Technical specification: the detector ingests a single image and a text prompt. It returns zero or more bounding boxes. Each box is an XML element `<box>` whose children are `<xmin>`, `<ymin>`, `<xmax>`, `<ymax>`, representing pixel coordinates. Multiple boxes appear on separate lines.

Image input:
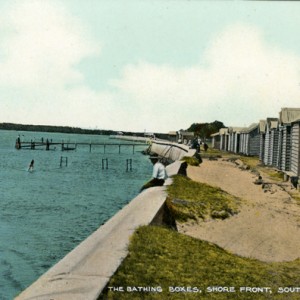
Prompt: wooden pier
<box><xmin>15</xmin><ymin>140</ymin><xmax>148</xmax><ymax>154</ymax></box>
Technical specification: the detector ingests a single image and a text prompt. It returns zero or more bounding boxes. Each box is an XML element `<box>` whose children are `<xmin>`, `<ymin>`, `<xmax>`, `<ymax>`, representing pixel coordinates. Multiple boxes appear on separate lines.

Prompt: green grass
<box><xmin>238</xmin><ymin>156</ymin><xmax>260</xmax><ymax>170</ymax></box>
<box><xmin>166</xmin><ymin>175</ymin><xmax>240</xmax><ymax>222</ymax></box>
<box><xmin>287</xmin><ymin>190</ymin><xmax>300</xmax><ymax>206</ymax></box>
<box><xmin>101</xmin><ymin>226</ymin><xmax>300</xmax><ymax>300</ymax></box>
<box><xmin>181</xmin><ymin>156</ymin><xmax>201</xmax><ymax>166</ymax></box>
<box><xmin>200</xmin><ymin>147</ymin><xmax>226</xmax><ymax>160</ymax></box>
<box><xmin>257</xmin><ymin>168</ymin><xmax>284</xmax><ymax>182</ymax></box>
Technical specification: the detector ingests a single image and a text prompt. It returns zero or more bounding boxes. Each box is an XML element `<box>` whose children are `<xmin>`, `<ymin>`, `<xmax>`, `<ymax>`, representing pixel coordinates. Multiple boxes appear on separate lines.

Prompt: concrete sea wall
<box><xmin>16</xmin><ymin>140</ymin><xmax>196</xmax><ymax>300</ymax></box>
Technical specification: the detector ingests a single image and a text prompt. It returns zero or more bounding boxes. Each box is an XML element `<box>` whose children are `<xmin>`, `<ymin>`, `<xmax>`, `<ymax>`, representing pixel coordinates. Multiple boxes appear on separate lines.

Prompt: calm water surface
<box><xmin>0</xmin><ymin>130</ymin><xmax>151</xmax><ymax>299</ymax></box>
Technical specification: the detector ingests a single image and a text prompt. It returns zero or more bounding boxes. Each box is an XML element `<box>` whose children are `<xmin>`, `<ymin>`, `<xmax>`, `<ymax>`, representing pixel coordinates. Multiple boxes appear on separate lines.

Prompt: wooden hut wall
<box><xmin>220</xmin><ymin>133</ymin><xmax>228</xmax><ymax>151</ymax></box>
<box><xmin>228</xmin><ymin>134</ymin><xmax>233</xmax><ymax>152</ymax></box>
<box><xmin>258</xmin><ymin>120</ymin><xmax>266</xmax><ymax>162</ymax></box>
<box><xmin>221</xmin><ymin>134</ymin><xmax>224</xmax><ymax>150</ymax></box>
<box><xmin>259</xmin><ymin>133</ymin><xmax>265</xmax><ymax>162</ymax></box>
<box><xmin>229</xmin><ymin>134</ymin><xmax>233</xmax><ymax>152</ymax></box>
<box><xmin>229</xmin><ymin>132</ymin><xmax>237</xmax><ymax>152</ymax></box>
<box><xmin>277</xmin><ymin>126</ymin><xmax>291</xmax><ymax>171</ymax></box>
<box><xmin>248</xmin><ymin>127</ymin><xmax>260</xmax><ymax>156</ymax></box>
<box><xmin>243</xmin><ymin>133</ymin><xmax>248</xmax><ymax>154</ymax></box>
<box><xmin>244</xmin><ymin>133</ymin><xmax>248</xmax><ymax>154</ymax></box>
<box><xmin>228</xmin><ymin>133</ymin><xmax>233</xmax><ymax>152</ymax></box>
<box><xmin>270</xmin><ymin>129</ymin><xmax>280</xmax><ymax>167</ymax></box>
<box><xmin>243</xmin><ymin>133</ymin><xmax>250</xmax><ymax>155</ymax></box>
<box><xmin>215</xmin><ymin>139</ymin><xmax>220</xmax><ymax>150</ymax></box>
<box><xmin>224</xmin><ymin>134</ymin><xmax>229</xmax><ymax>151</ymax></box>
<box><xmin>220</xmin><ymin>134</ymin><xmax>224</xmax><ymax>150</ymax></box>
<box><xmin>245</xmin><ymin>133</ymin><xmax>250</xmax><ymax>155</ymax></box>
<box><xmin>234</xmin><ymin>132</ymin><xmax>240</xmax><ymax>153</ymax></box>
<box><xmin>291</xmin><ymin>122</ymin><xmax>300</xmax><ymax>176</ymax></box>
<box><xmin>239</xmin><ymin>130</ymin><xmax>258</xmax><ymax>156</ymax></box>
<box><xmin>212</xmin><ymin>135</ymin><xmax>220</xmax><ymax>150</ymax></box>
<box><xmin>231</xmin><ymin>133</ymin><xmax>236</xmax><ymax>152</ymax></box>
<box><xmin>238</xmin><ymin>134</ymin><xmax>242</xmax><ymax>153</ymax></box>
<box><xmin>276</xmin><ymin>128</ymin><xmax>283</xmax><ymax>169</ymax></box>
<box><xmin>282</xmin><ymin>126</ymin><xmax>292</xmax><ymax>171</ymax></box>
<box><xmin>242</xmin><ymin>133</ymin><xmax>248</xmax><ymax>155</ymax></box>
<box><xmin>222</xmin><ymin>135</ymin><xmax>226</xmax><ymax>151</ymax></box>
<box><xmin>211</xmin><ymin>136</ymin><xmax>215</xmax><ymax>148</ymax></box>
<box><xmin>239</xmin><ymin>133</ymin><xmax>245</xmax><ymax>154</ymax></box>
<box><xmin>277</xmin><ymin>127</ymin><xmax>283</xmax><ymax>169</ymax></box>
<box><xmin>263</xmin><ymin>130</ymin><xmax>271</xmax><ymax>165</ymax></box>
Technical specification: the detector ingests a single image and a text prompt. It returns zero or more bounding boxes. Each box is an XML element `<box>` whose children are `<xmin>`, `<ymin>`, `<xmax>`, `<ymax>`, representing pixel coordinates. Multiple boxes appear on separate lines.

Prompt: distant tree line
<box><xmin>187</xmin><ymin>120</ymin><xmax>225</xmax><ymax>139</ymax></box>
<box><xmin>0</xmin><ymin>122</ymin><xmax>118</xmax><ymax>136</ymax></box>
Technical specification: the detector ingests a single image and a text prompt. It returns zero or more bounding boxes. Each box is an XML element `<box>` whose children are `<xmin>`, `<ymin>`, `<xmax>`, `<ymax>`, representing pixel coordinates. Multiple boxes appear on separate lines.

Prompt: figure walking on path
<box><xmin>204</xmin><ymin>143</ymin><xmax>208</xmax><ymax>152</ymax></box>
<box><xmin>140</xmin><ymin>154</ymin><xmax>167</xmax><ymax>191</ymax></box>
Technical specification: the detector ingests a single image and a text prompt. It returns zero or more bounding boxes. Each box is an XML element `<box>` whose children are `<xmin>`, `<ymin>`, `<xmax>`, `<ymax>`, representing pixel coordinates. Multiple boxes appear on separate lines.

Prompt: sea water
<box><xmin>0</xmin><ymin>130</ymin><xmax>152</xmax><ymax>300</ymax></box>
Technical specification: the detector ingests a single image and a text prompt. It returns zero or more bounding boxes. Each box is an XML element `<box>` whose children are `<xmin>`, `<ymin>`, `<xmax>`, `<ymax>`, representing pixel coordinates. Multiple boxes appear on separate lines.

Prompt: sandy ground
<box><xmin>178</xmin><ymin>158</ymin><xmax>300</xmax><ymax>262</ymax></box>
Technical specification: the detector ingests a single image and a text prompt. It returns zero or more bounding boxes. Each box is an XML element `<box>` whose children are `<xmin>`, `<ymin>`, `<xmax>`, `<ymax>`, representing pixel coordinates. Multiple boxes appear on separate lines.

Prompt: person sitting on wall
<box><xmin>140</xmin><ymin>154</ymin><xmax>167</xmax><ymax>192</ymax></box>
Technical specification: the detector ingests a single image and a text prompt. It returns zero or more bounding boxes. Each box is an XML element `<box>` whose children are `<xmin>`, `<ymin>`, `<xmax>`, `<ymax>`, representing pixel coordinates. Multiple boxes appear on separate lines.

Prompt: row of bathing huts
<box><xmin>211</xmin><ymin>107</ymin><xmax>300</xmax><ymax>184</ymax></box>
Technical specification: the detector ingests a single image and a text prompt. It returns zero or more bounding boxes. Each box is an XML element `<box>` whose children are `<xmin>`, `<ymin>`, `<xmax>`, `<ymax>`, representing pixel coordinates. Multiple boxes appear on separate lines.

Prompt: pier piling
<box><xmin>60</xmin><ymin>156</ymin><xmax>68</xmax><ymax>167</ymax></box>
<box><xmin>102</xmin><ymin>158</ymin><xmax>108</xmax><ymax>170</ymax></box>
<box><xmin>126</xmin><ymin>159</ymin><xmax>132</xmax><ymax>172</ymax></box>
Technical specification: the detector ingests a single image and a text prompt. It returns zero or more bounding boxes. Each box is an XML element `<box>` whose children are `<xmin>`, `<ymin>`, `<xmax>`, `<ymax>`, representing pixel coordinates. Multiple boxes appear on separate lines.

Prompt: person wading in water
<box><xmin>28</xmin><ymin>159</ymin><xmax>34</xmax><ymax>172</ymax></box>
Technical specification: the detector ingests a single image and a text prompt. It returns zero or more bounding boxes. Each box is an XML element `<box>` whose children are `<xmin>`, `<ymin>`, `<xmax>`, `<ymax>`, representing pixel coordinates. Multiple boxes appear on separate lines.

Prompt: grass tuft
<box><xmin>181</xmin><ymin>156</ymin><xmax>200</xmax><ymax>166</ymax></box>
<box><xmin>166</xmin><ymin>175</ymin><xmax>240</xmax><ymax>222</ymax></box>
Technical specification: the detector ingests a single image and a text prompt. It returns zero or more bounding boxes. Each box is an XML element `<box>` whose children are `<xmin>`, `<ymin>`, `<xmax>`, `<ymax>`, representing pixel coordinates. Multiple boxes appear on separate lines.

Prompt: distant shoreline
<box><xmin>0</xmin><ymin>122</ymin><xmax>144</xmax><ymax>137</ymax></box>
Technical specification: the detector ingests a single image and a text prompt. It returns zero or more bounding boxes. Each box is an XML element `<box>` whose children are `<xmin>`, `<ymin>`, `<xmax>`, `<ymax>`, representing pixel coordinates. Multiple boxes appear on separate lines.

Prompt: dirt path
<box><xmin>179</xmin><ymin>159</ymin><xmax>300</xmax><ymax>262</ymax></box>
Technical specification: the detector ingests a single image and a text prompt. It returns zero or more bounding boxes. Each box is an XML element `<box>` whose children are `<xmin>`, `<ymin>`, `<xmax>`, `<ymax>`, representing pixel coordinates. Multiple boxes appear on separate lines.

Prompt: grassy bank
<box><xmin>101</xmin><ymin>226</ymin><xmax>300</xmax><ymax>300</ymax></box>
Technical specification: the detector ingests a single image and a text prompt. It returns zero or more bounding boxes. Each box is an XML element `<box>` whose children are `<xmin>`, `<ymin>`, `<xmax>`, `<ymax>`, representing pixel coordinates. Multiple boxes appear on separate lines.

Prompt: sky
<box><xmin>1</xmin><ymin>0</ymin><xmax>300</xmax><ymax>133</ymax></box>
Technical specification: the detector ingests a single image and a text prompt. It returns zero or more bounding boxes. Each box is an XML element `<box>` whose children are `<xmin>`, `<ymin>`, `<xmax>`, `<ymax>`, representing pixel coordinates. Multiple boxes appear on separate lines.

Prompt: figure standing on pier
<box><xmin>28</xmin><ymin>159</ymin><xmax>34</xmax><ymax>172</ymax></box>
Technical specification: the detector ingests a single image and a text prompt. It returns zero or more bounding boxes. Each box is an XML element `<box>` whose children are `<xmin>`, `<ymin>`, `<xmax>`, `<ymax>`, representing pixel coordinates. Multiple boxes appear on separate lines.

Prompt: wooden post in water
<box><xmin>126</xmin><ymin>159</ymin><xmax>132</xmax><ymax>172</ymax></box>
<box><xmin>90</xmin><ymin>143</ymin><xmax>92</xmax><ymax>153</ymax></box>
<box><xmin>102</xmin><ymin>158</ymin><xmax>108</xmax><ymax>169</ymax></box>
<box><xmin>60</xmin><ymin>156</ymin><xmax>68</xmax><ymax>167</ymax></box>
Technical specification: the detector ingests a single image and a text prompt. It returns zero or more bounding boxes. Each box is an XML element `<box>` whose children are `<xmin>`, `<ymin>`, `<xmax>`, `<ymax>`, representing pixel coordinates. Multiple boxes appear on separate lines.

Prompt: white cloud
<box><xmin>0</xmin><ymin>0</ymin><xmax>99</xmax><ymax>88</ymax></box>
<box><xmin>0</xmin><ymin>0</ymin><xmax>113</xmax><ymax>129</ymax></box>
<box><xmin>112</xmin><ymin>23</ymin><xmax>300</xmax><ymax>129</ymax></box>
